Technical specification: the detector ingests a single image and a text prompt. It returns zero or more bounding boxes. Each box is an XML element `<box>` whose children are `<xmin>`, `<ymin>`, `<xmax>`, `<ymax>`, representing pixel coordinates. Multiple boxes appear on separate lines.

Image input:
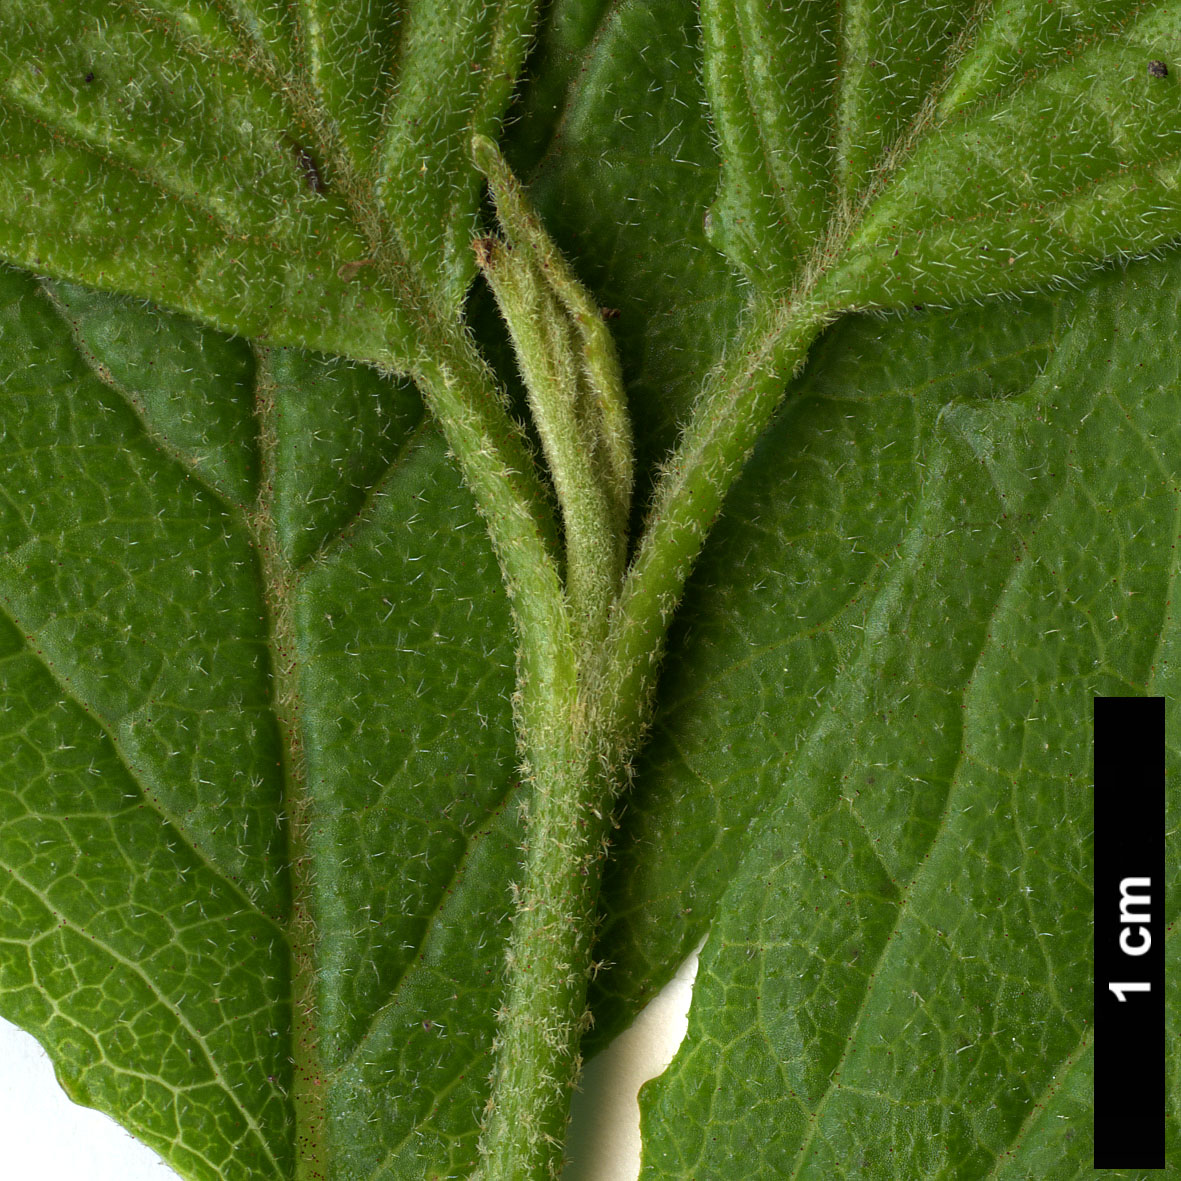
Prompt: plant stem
<box><xmin>471</xmin><ymin>133</ymin><xmax>634</xmax><ymax>648</ymax></box>
<box><xmin>476</xmin><ymin>242</ymin><xmax>624</xmax><ymax>642</ymax></box>
<box><xmin>406</xmin><ymin>315</ymin><xmax>593</xmax><ymax>1178</ymax></box>
<box><xmin>474</xmin><ymin>294</ymin><xmax>832</xmax><ymax>1178</ymax></box>
<box><xmin>409</xmin><ymin>314</ymin><xmax>613</xmax><ymax>1179</ymax></box>
<box><xmin>474</xmin><ymin>674</ymin><xmax>612</xmax><ymax>1180</ymax></box>
<box><xmin>401</xmin><ymin>316</ymin><xmax>571</xmax><ymax>694</ymax></box>
<box><xmin>413</xmin><ymin>286</ymin><xmax>829</xmax><ymax>1179</ymax></box>
<box><xmin>601</xmin><ymin>295</ymin><xmax>831</xmax><ymax>744</ymax></box>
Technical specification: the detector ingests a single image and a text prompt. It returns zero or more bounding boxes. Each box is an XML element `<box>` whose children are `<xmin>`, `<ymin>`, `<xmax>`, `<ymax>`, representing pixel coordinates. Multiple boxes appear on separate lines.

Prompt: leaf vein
<box><xmin>0</xmin><ymin>593</ymin><xmax>286</xmax><ymax>936</ymax></box>
<box><xmin>330</xmin><ymin>782</ymin><xmax>524</xmax><ymax>1078</ymax></box>
<box><xmin>0</xmin><ymin>856</ymin><xmax>285</xmax><ymax>1177</ymax></box>
<box><xmin>295</xmin><ymin>408</ymin><xmax>431</xmax><ymax>575</ymax></box>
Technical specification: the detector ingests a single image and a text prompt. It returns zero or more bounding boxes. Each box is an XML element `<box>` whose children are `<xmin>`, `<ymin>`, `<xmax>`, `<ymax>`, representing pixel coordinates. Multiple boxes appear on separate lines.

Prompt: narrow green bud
<box><xmin>472</xmin><ymin>136</ymin><xmax>635</xmax><ymax>644</ymax></box>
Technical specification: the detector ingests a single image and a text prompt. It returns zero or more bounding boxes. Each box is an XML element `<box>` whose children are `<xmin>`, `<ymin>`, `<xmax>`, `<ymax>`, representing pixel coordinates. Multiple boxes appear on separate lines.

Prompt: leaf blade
<box><xmin>0</xmin><ymin>248</ymin><xmax>532</xmax><ymax>1176</ymax></box>
<box><xmin>701</xmin><ymin>0</ymin><xmax>1181</xmax><ymax>310</ymax></box>
<box><xmin>0</xmin><ymin>0</ymin><xmax>539</xmax><ymax>368</ymax></box>
<box><xmin>637</xmin><ymin>253</ymin><xmax>1181</xmax><ymax>1177</ymax></box>
<box><xmin>833</xmin><ymin>4</ymin><xmax>1181</xmax><ymax>308</ymax></box>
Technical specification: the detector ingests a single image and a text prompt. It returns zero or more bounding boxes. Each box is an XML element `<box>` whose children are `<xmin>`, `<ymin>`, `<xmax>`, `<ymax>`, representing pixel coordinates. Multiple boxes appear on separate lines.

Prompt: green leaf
<box><xmin>505</xmin><ymin>0</ymin><xmax>748</xmax><ymax>1041</ymax></box>
<box><xmin>3</xmin><ymin>0</ymin><xmax>1181</xmax><ymax>1177</ymax></box>
<box><xmin>0</xmin><ymin>265</ymin><xmax>525</xmax><ymax>1178</ymax></box>
<box><xmin>703</xmin><ymin>0</ymin><xmax>1181</xmax><ymax>309</ymax></box>
<box><xmin>597</xmin><ymin>292</ymin><xmax>1057</xmax><ymax>1036</ymax></box>
<box><xmin>636</xmin><ymin>249</ymin><xmax>1181</xmax><ymax>1178</ymax></box>
<box><xmin>516</xmin><ymin>0</ymin><xmax>744</xmax><ymax>468</ymax></box>
<box><xmin>0</xmin><ymin>0</ymin><xmax>537</xmax><ymax>368</ymax></box>
<box><xmin>0</xmin><ymin>267</ymin><xmax>292</xmax><ymax>1178</ymax></box>
<box><xmin>505</xmin><ymin>0</ymin><xmax>1181</xmax><ymax>1170</ymax></box>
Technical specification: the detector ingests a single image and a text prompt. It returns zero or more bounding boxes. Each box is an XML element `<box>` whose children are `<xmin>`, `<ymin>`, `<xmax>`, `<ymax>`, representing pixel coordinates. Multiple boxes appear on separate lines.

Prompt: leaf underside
<box><xmin>638</xmin><ymin>254</ymin><xmax>1181</xmax><ymax>1179</ymax></box>
<box><xmin>0</xmin><ymin>0</ymin><xmax>536</xmax><ymax>368</ymax></box>
<box><xmin>0</xmin><ymin>0</ymin><xmax>1180</xmax><ymax>1179</ymax></box>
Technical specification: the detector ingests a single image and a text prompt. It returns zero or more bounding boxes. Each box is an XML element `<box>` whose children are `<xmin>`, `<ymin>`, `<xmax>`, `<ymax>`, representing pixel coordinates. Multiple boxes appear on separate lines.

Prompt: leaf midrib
<box><xmin>250</xmin><ymin>345</ymin><xmax>325</xmax><ymax>1178</ymax></box>
<box><xmin>200</xmin><ymin>1</ymin><xmax>431</xmax><ymax>325</ymax></box>
<box><xmin>35</xmin><ymin>222</ymin><xmax>469</xmax><ymax>1174</ymax></box>
<box><xmin>19</xmin><ymin>0</ymin><xmax>435</xmax><ymax>346</ymax></box>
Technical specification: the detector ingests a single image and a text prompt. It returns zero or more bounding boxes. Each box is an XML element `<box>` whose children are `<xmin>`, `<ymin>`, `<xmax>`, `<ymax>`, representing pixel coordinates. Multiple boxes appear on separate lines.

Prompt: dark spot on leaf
<box><xmin>292</xmin><ymin>144</ymin><xmax>325</xmax><ymax>192</ymax></box>
<box><xmin>84</xmin><ymin>71</ymin><xmax>94</xmax><ymax>83</ymax></box>
<box><xmin>1149</xmin><ymin>60</ymin><xmax>1169</xmax><ymax>79</ymax></box>
<box><xmin>600</xmin><ymin>307</ymin><xmax>621</xmax><ymax>321</ymax></box>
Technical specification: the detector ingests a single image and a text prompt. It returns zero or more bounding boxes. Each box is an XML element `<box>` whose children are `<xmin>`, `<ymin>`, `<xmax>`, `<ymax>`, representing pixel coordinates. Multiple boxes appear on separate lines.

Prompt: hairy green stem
<box><xmin>406</xmin><ymin>312</ymin><xmax>614</xmax><ymax>1180</ymax></box>
<box><xmin>601</xmin><ymin>295</ymin><xmax>831</xmax><ymax>745</ymax></box>
<box><xmin>474</xmin><ymin>680</ymin><xmax>613</xmax><ymax>1180</ymax></box>
<box><xmin>399</xmin><ymin>315</ymin><xmax>570</xmax><ymax>688</ymax></box>
<box><xmin>471</xmin><ymin>134</ymin><xmax>634</xmax><ymax>530</ymax></box>
<box><xmin>471</xmin><ymin>135</ymin><xmax>633</xmax><ymax>648</ymax></box>
<box><xmin>408</xmin><ymin>263</ymin><xmax>829</xmax><ymax>1180</ymax></box>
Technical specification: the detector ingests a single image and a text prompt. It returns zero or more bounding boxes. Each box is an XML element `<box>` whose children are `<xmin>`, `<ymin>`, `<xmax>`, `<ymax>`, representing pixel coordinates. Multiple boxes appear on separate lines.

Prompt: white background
<box><xmin>0</xmin><ymin>943</ymin><xmax>701</xmax><ymax>1181</ymax></box>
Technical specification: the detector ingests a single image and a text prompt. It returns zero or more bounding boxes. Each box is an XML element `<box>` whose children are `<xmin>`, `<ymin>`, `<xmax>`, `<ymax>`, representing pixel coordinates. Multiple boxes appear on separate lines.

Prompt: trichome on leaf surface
<box><xmin>0</xmin><ymin>1</ymin><xmax>1179</xmax><ymax>1178</ymax></box>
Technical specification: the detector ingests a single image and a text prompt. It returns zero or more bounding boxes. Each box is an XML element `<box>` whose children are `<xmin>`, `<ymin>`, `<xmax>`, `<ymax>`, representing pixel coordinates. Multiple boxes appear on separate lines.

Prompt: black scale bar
<box><xmin>1094</xmin><ymin>696</ymin><xmax>1166</xmax><ymax>1169</ymax></box>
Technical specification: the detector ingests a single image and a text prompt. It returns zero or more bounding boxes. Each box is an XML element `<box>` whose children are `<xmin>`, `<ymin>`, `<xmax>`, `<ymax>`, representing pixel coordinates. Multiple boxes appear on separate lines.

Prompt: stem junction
<box><xmin>405</xmin><ymin>136</ymin><xmax>833</xmax><ymax>1181</ymax></box>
